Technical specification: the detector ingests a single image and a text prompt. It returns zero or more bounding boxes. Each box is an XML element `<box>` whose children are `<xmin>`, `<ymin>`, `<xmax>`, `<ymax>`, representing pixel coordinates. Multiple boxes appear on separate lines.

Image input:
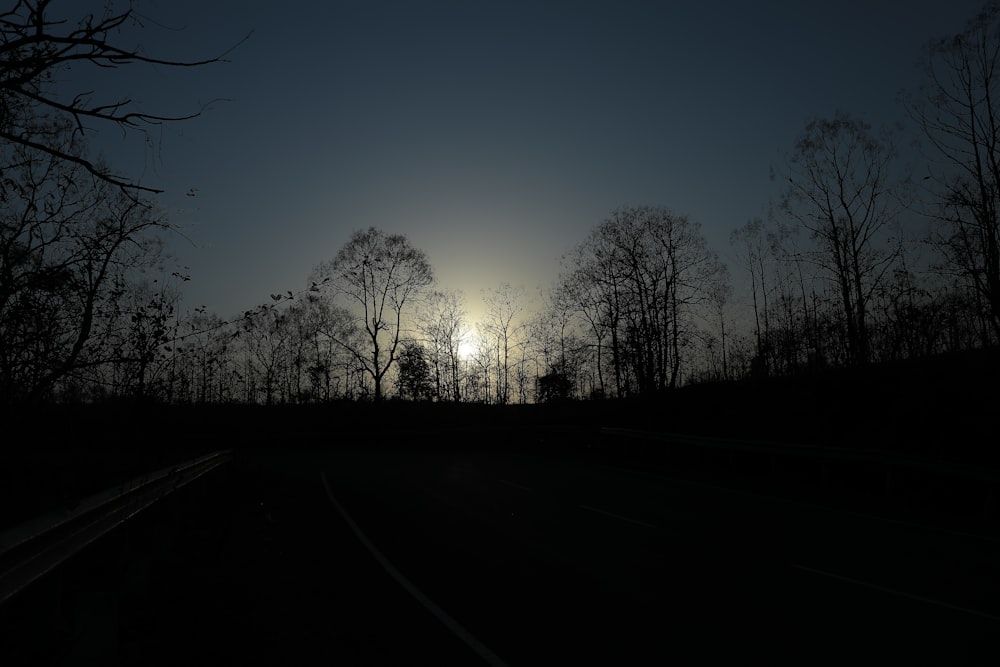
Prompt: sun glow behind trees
<box><xmin>6</xmin><ymin>2</ymin><xmax>1000</xmax><ymax>405</ymax></box>
<box><xmin>458</xmin><ymin>339</ymin><xmax>479</xmax><ymax>361</ymax></box>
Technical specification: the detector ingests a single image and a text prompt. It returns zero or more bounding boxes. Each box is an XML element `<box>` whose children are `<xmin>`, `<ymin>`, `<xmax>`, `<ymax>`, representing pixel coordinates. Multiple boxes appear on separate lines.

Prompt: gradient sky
<box><xmin>77</xmin><ymin>0</ymin><xmax>986</xmax><ymax>323</ymax></box>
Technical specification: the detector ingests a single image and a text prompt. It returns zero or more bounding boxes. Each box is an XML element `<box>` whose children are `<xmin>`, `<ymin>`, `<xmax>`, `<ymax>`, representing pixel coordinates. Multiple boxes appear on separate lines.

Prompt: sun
<box><xmin>458</xmin><ymin>339</ymin><xmax>478</xmax><ymax>361</ymax></box>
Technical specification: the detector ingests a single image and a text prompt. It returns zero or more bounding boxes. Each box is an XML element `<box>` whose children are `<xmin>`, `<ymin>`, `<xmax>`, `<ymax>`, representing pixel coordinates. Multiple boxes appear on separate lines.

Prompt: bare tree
<box><xmin>169</xmin><ymin>309</ymin><xmax>234</xmax><ymax>404</ymax></box>
<box><xmin>469</xmin><ymin>333</ymin><xmax>495</xmax><ymax>404</ymax></box>
<box><xmin>240</xmin><ymin>306</ymin><xmax>296</xmax><ymax>405</ymax></box>
<box><xmin>558</xmin><ymin>229</ymin><xmax>628</xmax><ymax>396</ymax></box>
<box><xmin>781</xmin><ymin>113</ymin><xmax>903</xmax><ymax>365</ymax></box>
<box><xmin>303</xmin><ymin>293</ymin><xmax>362</xmax><ymax>400</ymax></box>
<box><xmin>417</xmin><ymin>289</ymin><xmax>467</xmax><ymax>401</ymax></box>
<box><xmin>395</xmin><ymin>339</ymin><xmax>433</xmax><ymax>400</ymax></box>
<box><xmin>310</xmin><ymin>227</ymin><xmax>433</xmax><ymax>402</ymax></box>
<box><xmin>554</xmin><ymin>206</ymin><xmax>725</xmax><ymax>395</ymax></box>
<box><xmin>527</xmin><ymin>293</ymin><xmax>593</xmax><ymax>400</ymax></box>
<box><xmin>730</xmin><ymin>217</ymin><xmax>774</xmax><ymax>367</ymax></box>
<box><xmin>0</xmin><ymin>1</ymin><xmax>242</xmax><ymax>403</ymax></box>
<box><xmin>480</xmin><ymin>283</ymin><xmax>524</xmax><ymax>405</ymax></box>
<box><xmin>0</xmin><ymin>137</ymin><xmax>169</xmax><ymax>402</ymax></box>
<box><xmin>706</xmin><ymin>266</ymin><xmax>733</xmax><ymax>381</ymax></box>
<box><xmin>646</xmin><ymin>206</ymin><xmax>727</xmax><ymax>387</ymax></box>
<box><xmin>909</xmin><ymin>2</ymin><xmax>1000</xmax><ymax>342</ymax></box>
<box><xmin>0</xmin><ymin>0</ymin><xmax>245</xmax><ymax>192</ymax></box>
<box><xmin>111</xmin><ymin>278</ymin><xmax>178</xmax><ymax>399</ymax></box>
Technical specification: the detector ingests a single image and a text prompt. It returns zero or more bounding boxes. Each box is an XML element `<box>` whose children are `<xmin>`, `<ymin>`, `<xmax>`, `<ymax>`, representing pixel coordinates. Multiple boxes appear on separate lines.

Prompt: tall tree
<box><xmin>730</xmin><ymin>217</ymin><xmax>774</xmax><ymax>368</ymax></box>
<box><xmin>395</xmin><ymin>340</ymin><xmax>433</xmax><ymax>400</ymax></box>
<box><xmin>781</xmin><ymin>112</ymin><xmax>903</xmax><ymax>365</ymax></box>
<box><xmin>1</xmin><ymin>1</ymin><xmax>239</xmax><ymax>403</ymax></box>
<box><xmin>240</xmin><ymin>306</ymin><xmax>295</xmax><ymax>405</ymax></box>
<box><xmin>480</xmin><ymin>283</ymin><xmax>524</xmax><ymax>405</ymax></box>
<box><xmin>310</xmin><ymin>227</ymin><xmax>433</xmax><ymax>402</ymax></box>
<box><xmin>0</xmin><ymin>139</ymin><xmax>169</xmax><ymax>402</ymax></box>
<box><xmin>910</xmin><ymin>1</ymin><xmax>1000</xmax><ymax>342</ymax></box>
<box><xmin>169</xmin><ymin>310</ymin><xmax>234</xmax><ymax>404</ymax></box>
<box><xmin>555</xmin><ymin>206</ymin><xmax>725</xmax><ymax>395</ymax></box>
<box><xmin>560</xmin><ymin>223</ymin><xmax>632</xmax><ymax>396</ymax></box>
<box><xmin>111</xmin><ymin>278</ymin><xmax>178</xmax><ymax>400</ymax></box>
<box><xmin>417</xmin><ymin>289</ymin><xmax>467</xmax><ymax>401</ymax></box>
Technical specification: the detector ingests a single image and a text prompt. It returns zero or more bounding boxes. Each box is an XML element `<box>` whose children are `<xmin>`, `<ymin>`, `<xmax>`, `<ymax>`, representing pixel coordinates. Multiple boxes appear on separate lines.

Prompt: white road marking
<box><xmin>790</xmin><ymin>562</ymin><xmax>1000</xmax><ymax>623</ymax></box>
<box><xmin>498</xmin><ymin>479</ymin><xmax>532</xmax><ymax>492</ymax></box>
<box><xmin>578</xmin><ymin>504</ymin><xmax>658</xmax><ymax>529</ymax></box>
<box><xmin>320</xmin><ymin>473</ymin><xmax>509</xmax><ymax>667</ymax></box>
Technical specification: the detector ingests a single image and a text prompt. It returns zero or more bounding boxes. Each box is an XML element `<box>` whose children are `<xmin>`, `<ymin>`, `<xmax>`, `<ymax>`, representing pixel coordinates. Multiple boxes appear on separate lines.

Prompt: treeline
<box><xmin>3</xmin><ymin>2</ymin><xmax>1000</xmax><ymax>405</ymax></box>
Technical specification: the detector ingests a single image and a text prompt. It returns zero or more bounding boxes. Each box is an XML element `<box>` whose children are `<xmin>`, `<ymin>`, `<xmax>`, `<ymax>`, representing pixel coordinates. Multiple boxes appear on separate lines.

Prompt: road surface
<box><xmin>2</xmin><ymin>438</ymin><xmax>998</xmax><ymax>665</ymax></box>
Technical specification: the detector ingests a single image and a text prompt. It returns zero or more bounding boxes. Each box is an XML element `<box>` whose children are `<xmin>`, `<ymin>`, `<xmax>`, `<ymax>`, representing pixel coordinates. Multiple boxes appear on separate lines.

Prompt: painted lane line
<box><xmin>578</xmin><ymin>504</ymin><xmax>658</xmax><ymax>529</ymax></box>
<box><xmin>320</xmin><ymin>473</ymin><xmax>508</xmax><ymax>667</ymax></box>
<box><xmin>790</xmin><ymin>562</ymin><xmax>1000</xmax><ymax>624</ymax></box>
<box><xmin>498</xmin><ymin>479</ymin><xmax>532</xmax><ymax>492</ymax></box>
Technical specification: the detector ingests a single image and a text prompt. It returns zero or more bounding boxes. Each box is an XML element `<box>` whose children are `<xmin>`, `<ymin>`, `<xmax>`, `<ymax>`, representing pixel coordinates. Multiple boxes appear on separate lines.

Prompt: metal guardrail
<box><xmin>0</xmin><ymin>449</ymin><xmax>232</xmax><ymax>605</ymax></box>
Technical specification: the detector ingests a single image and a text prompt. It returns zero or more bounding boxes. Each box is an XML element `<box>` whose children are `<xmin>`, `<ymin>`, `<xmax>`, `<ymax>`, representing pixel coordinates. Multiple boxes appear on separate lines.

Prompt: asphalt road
<box><xmin>0</xmin><ymin>450</ymin><xmax>484</xmax><ymax>666</ymax></box>
<box><xmin>2</xmin><ymin>439</ymin><xmax>998</xmax><ymax>665</ymax></box>
<box><xmin>317</xmin><ymin>443</ymin><xmax>1000</xmax><ymax>666</ymax></box>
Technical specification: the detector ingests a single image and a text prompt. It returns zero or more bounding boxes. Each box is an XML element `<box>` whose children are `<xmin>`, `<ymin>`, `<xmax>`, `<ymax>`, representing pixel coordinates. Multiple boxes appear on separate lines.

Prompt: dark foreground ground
<box><xmin>2</xmin><ymin>433</ymin><xmax>999</xmax><ymax>665</ymax></box>
<box><xmin>2</xmin><ymin>348</ymin><xmax>999</xmax><ymax>664</ymax></box>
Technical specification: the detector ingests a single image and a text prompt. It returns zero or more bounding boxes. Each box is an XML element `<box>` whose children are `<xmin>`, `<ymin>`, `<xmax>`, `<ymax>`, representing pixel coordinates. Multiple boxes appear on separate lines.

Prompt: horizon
<box><xmin>5</xmin><ymin>0</ymin><xmax>1000</xmax><ymax>404</ymax></box>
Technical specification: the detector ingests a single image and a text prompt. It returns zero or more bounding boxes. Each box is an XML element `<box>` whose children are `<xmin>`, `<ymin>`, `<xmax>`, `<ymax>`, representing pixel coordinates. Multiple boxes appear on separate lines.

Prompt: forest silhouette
<box><xmin>1</xmin><ymin>1</ymin><xmax>998</xmax><ymax>439</ymax></box>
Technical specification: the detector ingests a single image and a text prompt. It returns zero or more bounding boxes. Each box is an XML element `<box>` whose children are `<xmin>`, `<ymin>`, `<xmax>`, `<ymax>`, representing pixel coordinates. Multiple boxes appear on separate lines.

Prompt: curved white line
<box><xmin>320</xmin><ymin>473</ymin><xmax>509</xmax><ymax>667</ymax></box>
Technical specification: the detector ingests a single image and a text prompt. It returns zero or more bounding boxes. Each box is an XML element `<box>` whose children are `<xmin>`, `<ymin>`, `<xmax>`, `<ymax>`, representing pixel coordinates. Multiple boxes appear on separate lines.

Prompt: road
<box><xmin>2</xmin><ymin>437</ymin><xmax>998</xmax><ymax>665</ymax></box>
<box><xmin>318</xmin><ymin>441</ymin><xmax>1000</xmax><ymax>665</ymax></box>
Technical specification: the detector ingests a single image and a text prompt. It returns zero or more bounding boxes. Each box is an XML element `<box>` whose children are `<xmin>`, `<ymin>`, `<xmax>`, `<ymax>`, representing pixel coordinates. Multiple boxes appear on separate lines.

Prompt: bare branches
<box><xmin>309</xmin><ymin>228</ymin><xmax>434</xmax><ymax>401</ymax></box>
<box><xmin>0</xmin><ymin>138</ymin><xmax>171</xmax><ymax>401</ymax></box>
<box><xmin>0</xmin><ymin>0</ymin><xmax>249</xmax><ymax>192</ymax></box>
<box><xmin>554</xmin><ymin>206</ymin><xmax>726</xmax><ymax>394</ymax></box>
<box><xmin>908</xmin><ymin>3</ymin><xmax>1000</xmax><ymax>341</ymax></box>
<box><xmin>781</xmin><ymin>113</ymin><xmax>904</xmax><ymax>364</ymax></box>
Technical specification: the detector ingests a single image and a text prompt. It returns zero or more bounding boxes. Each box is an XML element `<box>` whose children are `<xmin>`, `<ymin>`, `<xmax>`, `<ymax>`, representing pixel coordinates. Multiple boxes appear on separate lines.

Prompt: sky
<box><xmin>71</xmin><ymin>0</ymin><xmax>988</xmax><ymax>324</ymax></box>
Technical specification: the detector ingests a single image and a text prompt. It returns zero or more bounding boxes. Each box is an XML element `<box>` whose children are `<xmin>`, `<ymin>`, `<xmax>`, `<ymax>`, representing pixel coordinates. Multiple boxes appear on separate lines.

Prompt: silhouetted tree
<box><xmin>310</xmin><ymin>228</ymin><xmax>433</xmax><ymax>402</ymax></box>
<box><xmin>417</xmin><ymin>289</ymin><xmax>467</xmax><ymax>401</ymax></box>
<box><xmin>0</xmin><ymin>140</ymin><xmax>169</xmax><ymax>402</ymax></box>
<box><xmin>528</xmin><ymin>290</ymin><xmax>593</xmax><ymax>400</ymax></box>
<box><xmin>395</xmin><ymin>340</ymin><xmax>433</xmax><ymax>400</ymax></box>
<box><xmin>469</xmin><ymin>335</ymin><xmax>495</xmax><ymax>404</ymax></box>
<box><xmin>0</xmin><ymin>0</ymin><xmax>243</xmax><ymax>192</ymax></box>
<box><xmin>168</xmin><ymin>310</ymin><xmax>234</xmax><ymax>404</ymax></box>
<box><xmin>909</xmin><ymin>2</ymin><xmax>1000</xmax><ymax>342</ymax></box>
<box><xmin>112</xmin><ymin>279</ymin><xmax>178</xmax><ymax>399</ymax></box>
<box><xmin>0</xmin><ymin>1</ymin><xmax>241</xmax><ymax>403</ymax></box>
<box><xmin>556</xmin><ymin>206</ymin><xmax>726</xmax><ymax>394</ymax></box>
<box><xmin>706</xmin><ymin>265</ymin><xmax>733</xmax><ymax>380</ymax></box>
<box><xmin>764</xmin><ymin>219</ymin><xmax>826</xmax><ymax>373</ymax></box>
<box><xmin>480</xmin><ymin>283</ymin><xmax>525</xmax><ymax>405</ymax></box>
<box><xmin>240</xmin><ymin>306</ymin><xmax>293</xmax><ymax>405</ymax></box>
<box><xmin>781</xmin><ymin>113</ymin><xmax>904</xmax><ymax>365</ymax></box>
<box><xmin>303</xmin><ymin>293</ymin><xmax>363</xmax><ymax>400</ymax></box>
<box><xmin>730</xmin><ymin>217</ymin><xmax>775</xmax><ymax>370</ymax></box>
<box><xmin>536</xmin><ymin>366</ymin><xmax>573</xmax><ymax>403</ymax></box>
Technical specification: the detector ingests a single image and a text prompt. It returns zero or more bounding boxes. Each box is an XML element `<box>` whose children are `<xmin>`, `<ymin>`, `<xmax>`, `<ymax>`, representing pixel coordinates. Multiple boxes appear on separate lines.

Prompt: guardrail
<box><xmin>599</xmin><ymin>428</ymin><xmax>999</xmax><ymax>521</ymax></box>
<box><xmin>0</xmin><ymin>449</ymin><xmax>232</xmax><ymax>605</ymax></box>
